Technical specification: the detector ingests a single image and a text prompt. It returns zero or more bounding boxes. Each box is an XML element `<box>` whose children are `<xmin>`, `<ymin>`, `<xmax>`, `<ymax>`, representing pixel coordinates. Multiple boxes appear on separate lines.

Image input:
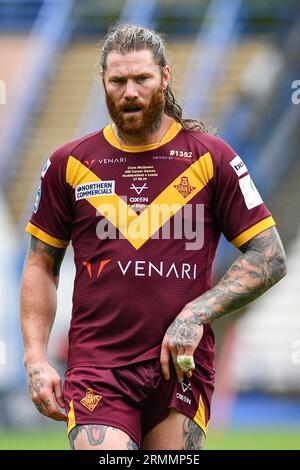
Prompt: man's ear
<box><xmin>162</xmin><ymin>65</ymin><xmax>170</xmax><ymax>90</ymax></box>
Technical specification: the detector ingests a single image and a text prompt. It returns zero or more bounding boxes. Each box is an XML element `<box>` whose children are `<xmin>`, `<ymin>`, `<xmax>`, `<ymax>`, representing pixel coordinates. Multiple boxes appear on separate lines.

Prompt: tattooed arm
<box><xmin>20</xmin><ymin>235</ymin><xmax>67</xmax><ymax>421</ymax></box>
<box><xmin>161</xmin><ymin>227</ymin><xmax>287</xmax><ymax>382</ymax></box>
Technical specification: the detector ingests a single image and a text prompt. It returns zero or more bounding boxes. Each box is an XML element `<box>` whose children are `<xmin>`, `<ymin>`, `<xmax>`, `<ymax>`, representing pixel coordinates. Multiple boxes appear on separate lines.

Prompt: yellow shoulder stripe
<box><xmin>26</xmin><ymin>222</ymin><xmax>69</xmax><ymax>248</ymax></box>
<box><xmin>231</xmin><ymin>216</ymin><xmax>276</xmax><ymax>248</ymax></box>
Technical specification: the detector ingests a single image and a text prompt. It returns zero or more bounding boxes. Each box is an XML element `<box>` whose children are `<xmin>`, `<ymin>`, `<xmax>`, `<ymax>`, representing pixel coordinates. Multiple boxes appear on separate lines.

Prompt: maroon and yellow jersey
<box><xmin>26</xmin><ymin>120</ymin><xmax>275</xmax><ymax>370</ymax></box>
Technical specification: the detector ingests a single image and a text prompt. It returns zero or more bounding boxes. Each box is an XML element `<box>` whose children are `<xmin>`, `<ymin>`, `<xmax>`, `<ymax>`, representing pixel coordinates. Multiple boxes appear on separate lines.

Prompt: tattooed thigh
<box><xmin>141</xmin><ymin>409</ymin><xmax>205</xmax><ymax>450</ymax></box>
<box><xmin>69</xmin><ymin>424</ymin><xmax>138</xmax><ymax>450</ymax></box>
<box><xmin>183</xmin><ymin>417</ymin><xmax>205</xmax><ymax>450</ymax></box>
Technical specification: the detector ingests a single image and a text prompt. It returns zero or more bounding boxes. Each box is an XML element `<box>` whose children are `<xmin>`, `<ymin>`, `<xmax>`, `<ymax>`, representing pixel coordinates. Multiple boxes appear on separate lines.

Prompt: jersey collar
<box><xmin>103</xmin><ymin>119</ymin><xmax>182</xmax><ymax>153</ymax></box>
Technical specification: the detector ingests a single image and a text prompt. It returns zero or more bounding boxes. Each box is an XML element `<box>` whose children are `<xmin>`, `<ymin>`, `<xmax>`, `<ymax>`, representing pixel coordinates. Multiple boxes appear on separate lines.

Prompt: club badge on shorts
<box><xmin>80</xmin><ymin>388</ymin><xmax>102</xmax><ymax>412</ymax></box>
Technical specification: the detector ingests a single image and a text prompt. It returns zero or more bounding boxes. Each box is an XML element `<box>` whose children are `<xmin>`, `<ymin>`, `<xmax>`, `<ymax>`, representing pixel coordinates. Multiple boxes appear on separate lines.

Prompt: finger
<box><xmin>34</xmin><ymin>402</ymin><xmax>46</xmax><ymax>415</ymax></box>
<box><xmin>170</xmin><ymin>349</ymin><xmax>184</xmax><ymax>383</ymax></box>
<box><xmin>53</xmin><ymin>378</ymin><xmax>65</xmax><ymax>408</ymax></box>
<box><xmin>177</xmin><ymin>354</ymin><xmax>195</xmax><ymax>373</ymax></box>
<box><xmin>177</xmin><ymin>344</ymin><xmax>185</xmax><ymax>356</ymax></box>
<box><xmin>44</xmin><ymin>396</ymin><xmax>67</xmax><ymax>421</ymax></box>
<box><xmin>182</xmin><ymin>343</ymin><xmax>196</xmax><ymax>357</ymax></box>
<box><xmin>49</xmin><ymin>410</ymin><xmax>68</xmax><ymax>422</ymax></box>
<box><xmin>176</xmin><ymin>345</ymin><xmax>193</xmax><ymax>379</ymax></box>
<box><xmin>160</xmin><ymin>342</ymin><xmax>171</xmax><ymax>380</ymax></box>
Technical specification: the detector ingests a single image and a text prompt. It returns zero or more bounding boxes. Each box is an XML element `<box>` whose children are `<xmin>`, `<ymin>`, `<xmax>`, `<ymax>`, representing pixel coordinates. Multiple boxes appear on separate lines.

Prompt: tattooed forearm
<box><xmin>183</xmin><ymin>418</ymin><xmax>205</xmax><ymax>450</ymax></box>
<box><xmin>185</xmin><ymin>227</ymin><xmax>287</xmax><ymax>324</ymax></box>
<box><xmin>29</xmin><ymin>236</ymin><xmax>66</xmax><ymax>276</ymax></box>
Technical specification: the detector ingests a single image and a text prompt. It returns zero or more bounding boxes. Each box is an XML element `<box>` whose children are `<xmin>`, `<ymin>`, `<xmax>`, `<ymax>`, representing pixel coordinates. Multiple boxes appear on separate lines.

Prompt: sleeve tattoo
<box><xmin>29</xmin><ymin>236</ymin><xmax>66</xmax><ymax>277</ymax></box>
<box><xmin>185</xmin><ymin>227</ymin><xmax>287</xmax><ymax>324</ymax></box>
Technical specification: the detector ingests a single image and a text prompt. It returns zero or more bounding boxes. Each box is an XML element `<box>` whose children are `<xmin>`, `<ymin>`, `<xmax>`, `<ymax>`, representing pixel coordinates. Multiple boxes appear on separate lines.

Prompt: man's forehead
<box><xmin>105</xmin><ymin>49</ymin><xmax>158</xmax><ymax>73</ymax></box>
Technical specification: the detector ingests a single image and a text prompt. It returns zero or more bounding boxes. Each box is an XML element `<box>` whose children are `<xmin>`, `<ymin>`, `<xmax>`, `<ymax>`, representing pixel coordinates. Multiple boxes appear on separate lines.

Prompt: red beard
<box><xmin>104</xmin><ymin>83</ymin><xmax>165</xmax><ymax>136</ymax></box>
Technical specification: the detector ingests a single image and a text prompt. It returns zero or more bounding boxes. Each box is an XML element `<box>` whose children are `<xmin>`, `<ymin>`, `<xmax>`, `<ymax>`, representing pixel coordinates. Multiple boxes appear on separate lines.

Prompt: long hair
<box><xmin>100</xmin><ymin>24</ymin><xmax>206</xmax><ymax>132</ymax></box>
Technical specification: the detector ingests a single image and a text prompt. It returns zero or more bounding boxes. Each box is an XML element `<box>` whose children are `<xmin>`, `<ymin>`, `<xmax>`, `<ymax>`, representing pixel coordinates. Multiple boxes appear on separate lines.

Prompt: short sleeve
<box><xmin>212</xmin><ymin>138</ymin><xmax>275</xmax><ymax>248</ymax></box>
<box><xmin>26</xmin><ymin>149</ymin><xmax>72</xmax><ymax>248</ymax></box>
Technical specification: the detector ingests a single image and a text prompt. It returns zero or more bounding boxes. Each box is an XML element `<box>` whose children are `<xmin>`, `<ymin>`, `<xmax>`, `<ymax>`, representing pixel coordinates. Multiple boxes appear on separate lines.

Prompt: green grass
<box><xmin>0</xmin><ymin>428</ymin><xmax>299</xmax><ymax>450</ymax></box>
<box><xmin>0</xmin><ymin>429</ymin><xmax>70</xmax><ymax>450</ymax></box>
<box><xmin>204</xmin><ymin>428</ymin><xmax>300</xmax><ymax>450</ymax></box>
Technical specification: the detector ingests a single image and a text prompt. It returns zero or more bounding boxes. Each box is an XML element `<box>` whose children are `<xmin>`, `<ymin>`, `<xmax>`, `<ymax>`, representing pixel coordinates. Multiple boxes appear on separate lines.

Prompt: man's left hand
<box><xmin>160</xmin><ymin>314</ymin><xmax>203</xmax><ymax>383</ymax></box>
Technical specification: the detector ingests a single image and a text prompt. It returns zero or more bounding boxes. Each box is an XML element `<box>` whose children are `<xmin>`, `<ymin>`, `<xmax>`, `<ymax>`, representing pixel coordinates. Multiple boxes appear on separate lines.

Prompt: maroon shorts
<box><xmin>63</xmin><ymin>357</ymin><xmax>214</xmax><ymax>447</ymax></box>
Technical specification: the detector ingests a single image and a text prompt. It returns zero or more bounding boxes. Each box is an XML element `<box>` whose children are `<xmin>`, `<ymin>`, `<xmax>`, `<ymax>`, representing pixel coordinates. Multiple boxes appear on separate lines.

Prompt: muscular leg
<box><xmin>69</xmin><ymin>424</ymin><xmax>138</xmax><ymax>450</ymax></box>
<box><xmin>141</xmin><ymin>408</ymin><xmax>205</xmax><ymax>450</ymax></box>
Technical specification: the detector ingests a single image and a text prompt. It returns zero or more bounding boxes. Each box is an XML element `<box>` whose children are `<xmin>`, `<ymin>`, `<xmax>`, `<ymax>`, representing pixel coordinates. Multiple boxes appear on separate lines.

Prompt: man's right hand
<box><xmin>26</xmin><ymin>361</ymin><xmax>67</xmax><ymax>421</ymax></box>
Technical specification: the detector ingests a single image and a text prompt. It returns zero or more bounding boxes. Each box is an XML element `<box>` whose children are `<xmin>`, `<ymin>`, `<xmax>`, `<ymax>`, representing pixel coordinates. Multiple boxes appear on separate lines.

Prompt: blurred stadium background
<box><xmin>0</xmin><ymin>0</ymin><xmax>300</xmax><ymax>450</ymax></box>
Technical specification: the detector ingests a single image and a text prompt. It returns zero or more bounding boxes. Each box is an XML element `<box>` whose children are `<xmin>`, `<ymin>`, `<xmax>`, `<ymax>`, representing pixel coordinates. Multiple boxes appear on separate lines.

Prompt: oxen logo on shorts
<box><xmin>80</xmin><ymin>388</ymin><xmax>102</xmax><ymax>412</ymax></box>
<box><xmin>181</xmin><ymin>381</ymin><xmax>192</xmax><ymax>393</ymax></box>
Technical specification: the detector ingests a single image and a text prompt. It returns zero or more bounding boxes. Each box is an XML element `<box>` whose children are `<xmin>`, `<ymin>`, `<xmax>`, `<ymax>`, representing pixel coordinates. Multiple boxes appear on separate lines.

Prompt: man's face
<box><xmin>103</xmin><ymin>49</ymin><xmax>170</xmax><ymax>135</ymax></box>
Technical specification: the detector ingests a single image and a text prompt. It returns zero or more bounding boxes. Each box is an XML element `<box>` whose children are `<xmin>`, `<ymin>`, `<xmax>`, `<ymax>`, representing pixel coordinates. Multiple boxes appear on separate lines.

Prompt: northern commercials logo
<box><xmin>80</xmin><ymin>388</ymin><xmax>102</xmax><ymax>412</ymax></box>
<box><xmin>76</xmin><ymin>181</ymin><xmax>115</xmax><ymax>200</ymax></box>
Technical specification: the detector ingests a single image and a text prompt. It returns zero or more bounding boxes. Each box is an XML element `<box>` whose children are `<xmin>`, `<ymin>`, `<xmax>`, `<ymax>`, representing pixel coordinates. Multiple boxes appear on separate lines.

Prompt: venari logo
<box><xmin>82</xmin><ymin>259</ymin><xmax>197</xmax><ymax>279</ymax></box>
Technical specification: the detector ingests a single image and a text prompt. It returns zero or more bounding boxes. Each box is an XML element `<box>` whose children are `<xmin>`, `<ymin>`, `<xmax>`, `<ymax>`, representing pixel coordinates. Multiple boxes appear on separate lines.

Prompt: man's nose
<box><xmin>124</xmin><ymin>80</ymin><xmax>138</xmax><ymax>100</ymax></box>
